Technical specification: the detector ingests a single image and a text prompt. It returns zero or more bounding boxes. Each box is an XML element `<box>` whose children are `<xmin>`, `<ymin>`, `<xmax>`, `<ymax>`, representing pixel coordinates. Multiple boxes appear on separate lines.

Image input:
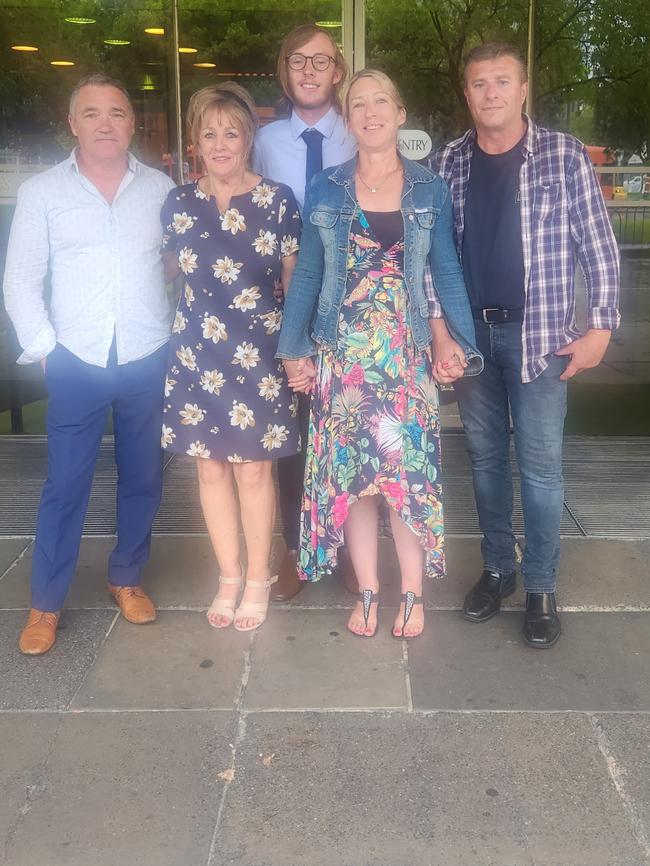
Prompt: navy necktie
<box><xmin>301</xmin><ymin>128</ymin><xmax>324</xmax><ymax>187</ymax></box>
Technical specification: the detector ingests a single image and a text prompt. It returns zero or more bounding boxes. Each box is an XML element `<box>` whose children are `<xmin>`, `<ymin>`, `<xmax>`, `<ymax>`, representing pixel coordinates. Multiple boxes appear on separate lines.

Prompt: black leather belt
<box><xmin>472</xmin><ymin>307</ymin><xmax>524</xmax><ymax>324</ymax></box>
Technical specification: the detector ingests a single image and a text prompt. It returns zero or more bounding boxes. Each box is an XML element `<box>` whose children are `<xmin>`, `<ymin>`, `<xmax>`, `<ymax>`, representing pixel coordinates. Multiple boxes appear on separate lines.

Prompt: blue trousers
<box><xmin>453</xmin><ymin>321</ymin><xmax>567</xmax><ymax>593</ymax></box>
<box><xmin>31</xmin><ymin>342</ymin><xmax>167</xmax><ymax>612</ymax></box>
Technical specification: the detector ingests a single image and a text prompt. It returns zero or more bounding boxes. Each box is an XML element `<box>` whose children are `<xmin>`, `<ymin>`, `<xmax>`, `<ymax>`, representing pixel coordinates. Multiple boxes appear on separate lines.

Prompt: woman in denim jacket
<box><xmin>277</xmin><ymin>70</ymin><xmax>482</xmax><ymax>640</ymax></box>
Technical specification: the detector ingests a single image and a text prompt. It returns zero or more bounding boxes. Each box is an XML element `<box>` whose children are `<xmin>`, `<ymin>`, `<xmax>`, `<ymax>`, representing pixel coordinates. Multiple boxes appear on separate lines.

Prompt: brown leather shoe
<box><xmin>19</xmin><ymin>609</ymin><xmax>60</xmax><ymax>655</ymax></box>
<box><xmin>108</xmin><ymin>584</ymin><xmax>156</xmax><ymax>624</ymax></box>
<box><xmin>270</xmin><ymin>549</ymin><xmax>302</xmax><ymax>602</ymax></box>
<box><xmin>337</xmin><ymin>546</ymin><xmax>359</xmax><ymax>595</ymax></box>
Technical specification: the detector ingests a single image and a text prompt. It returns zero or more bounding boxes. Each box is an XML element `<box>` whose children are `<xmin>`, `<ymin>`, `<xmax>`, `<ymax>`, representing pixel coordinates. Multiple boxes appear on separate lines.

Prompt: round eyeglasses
<box><xmin>286</xmin><ymin>52</ymin><xmax>335</xmax><ymax>72</ymax></box>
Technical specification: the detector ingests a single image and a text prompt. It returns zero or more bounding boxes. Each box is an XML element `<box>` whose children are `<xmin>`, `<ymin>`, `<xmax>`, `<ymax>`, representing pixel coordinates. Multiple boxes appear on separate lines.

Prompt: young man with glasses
<box><xmin>253</xmin><ymin>24</ymin><xmax>357</xmax><ymax>600</ymax></box>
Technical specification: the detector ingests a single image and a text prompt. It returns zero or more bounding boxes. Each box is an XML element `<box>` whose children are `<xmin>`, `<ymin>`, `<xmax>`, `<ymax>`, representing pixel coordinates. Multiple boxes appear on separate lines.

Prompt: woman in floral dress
<box><xmin>161</xmin><ymin>83</ymin><xmax>301</xmax><ymax>631</ymax></box>
<box><xmin>278</xmin><ymin>70</ymin><xmax>481</xmax><ymax>639</ymax></box>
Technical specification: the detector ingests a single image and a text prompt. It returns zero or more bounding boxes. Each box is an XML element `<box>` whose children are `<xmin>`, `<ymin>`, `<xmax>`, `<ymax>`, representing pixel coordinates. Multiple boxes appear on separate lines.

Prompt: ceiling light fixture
<box><xmin>178</xmin><ymin>47</ymin><xmax>198</xmax><ymax>54</ymax></box>
<box><xmin>315</xmin><ymin>20</ymin><xmax>342</xmax><ymax>28</ymax></box>
<box><xmin>104</xmin><ymin>39</ymin><xmax>130</xmax><ymax>45</ymax></box>
<box><xmin>11</xmin><ymin>45</ymin><xmax>39</xmax><ymax>52</ymax></box>
<box><xmin>64</xmin><ymin>17</ymin><xmax>96</xmax><ymax>24</ymax></box>
<box><xmin>51</xmin><ymin>60</ymin><xmax>75</xmax><ymax>66</ymax></box>
<box><xmin>144</xmin><ymin>27</ymin><xmax>165</xmax><ymax>35</ymax></box>
<box><xmin>193</xmin><ymin>62</ymin><xmax>216</xmax><ymax>68</ymax></box>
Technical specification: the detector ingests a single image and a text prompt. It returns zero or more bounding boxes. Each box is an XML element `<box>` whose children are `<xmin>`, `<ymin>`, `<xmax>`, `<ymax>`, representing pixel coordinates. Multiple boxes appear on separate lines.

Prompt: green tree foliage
<box><xmin>366</xmin><ymin>0</ymin><xmax>597</xmax><ymax>143</ymax></box>
<box><xmin>366</xmin><ymin>0</ymin><xmax>648</xmax><ymax>154</ymax></box>
<box><xmin>590</xmin><ymin>0</ymin><xmax>650</xmax><ymax>157</ymax></box>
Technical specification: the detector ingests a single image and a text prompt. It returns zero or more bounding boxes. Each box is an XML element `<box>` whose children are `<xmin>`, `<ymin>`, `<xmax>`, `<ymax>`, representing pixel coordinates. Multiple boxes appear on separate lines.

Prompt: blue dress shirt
<box><xmin>253</xmin><ymin>106</ymin><xmax>357</xmax><ymax>212</ymax></box>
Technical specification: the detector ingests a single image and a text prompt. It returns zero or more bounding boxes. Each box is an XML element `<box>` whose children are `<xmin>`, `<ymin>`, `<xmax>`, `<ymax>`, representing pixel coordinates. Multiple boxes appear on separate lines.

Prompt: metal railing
<box><xmin>595</xmin><ymin>167</ymin><xmax>650</xmax><ymax>250</ymax></box>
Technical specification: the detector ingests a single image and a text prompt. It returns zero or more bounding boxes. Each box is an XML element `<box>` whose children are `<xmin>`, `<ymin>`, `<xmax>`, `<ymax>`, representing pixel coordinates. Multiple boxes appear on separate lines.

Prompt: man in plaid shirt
<box><xmin>430</xmin><ymin>42</ymin><xmax>620</xmax><ymax>648</ymax></box>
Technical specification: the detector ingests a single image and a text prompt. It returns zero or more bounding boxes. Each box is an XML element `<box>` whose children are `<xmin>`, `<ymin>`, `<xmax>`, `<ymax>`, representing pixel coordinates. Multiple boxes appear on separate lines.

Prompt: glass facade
<box><xmin>1</xmin><ymin>0</ymin><xmax>648</xmax><ymax>434</ymax></box>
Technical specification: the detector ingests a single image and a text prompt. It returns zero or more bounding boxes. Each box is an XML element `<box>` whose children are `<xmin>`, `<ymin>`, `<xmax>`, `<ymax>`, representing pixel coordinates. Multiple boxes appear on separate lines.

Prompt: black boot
<box><xmin>463</xmin><ymin>569</ymin><xmax>516</xmax><ymax>623</ymax></box>
<box><xmin>523</xmin><ymin>591</ymin><xmax>561</xmax><ymax>648</ymax></box>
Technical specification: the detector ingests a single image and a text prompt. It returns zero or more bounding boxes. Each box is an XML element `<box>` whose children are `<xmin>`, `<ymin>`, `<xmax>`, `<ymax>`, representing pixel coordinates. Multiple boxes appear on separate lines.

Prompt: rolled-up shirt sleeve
<box><xmin>3</xmin><ymin>180</ymin><xmax>56</xmax><ymax>364</ymax></box>
<box><xmin>568</xmin><ymin>145</ymin><xmax>621</xmax><ymax>331</ymax></box>
<box><xmin>423</xmin><ymin>260</ymin><xmax>442</xmax><ymax>318</ymax></box>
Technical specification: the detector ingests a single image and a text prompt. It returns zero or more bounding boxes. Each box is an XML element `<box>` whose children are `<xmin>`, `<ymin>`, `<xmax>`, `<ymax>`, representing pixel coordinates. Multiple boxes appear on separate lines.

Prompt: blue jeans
<box><xmin>31</xmin><ymin>341</ymin><xmax>167</xmax><ymax>611</ymax></box>
<box><xmin>453</xmin><ymin>321</ymin><xmax>567</xmax><ymax>593</ymax></box>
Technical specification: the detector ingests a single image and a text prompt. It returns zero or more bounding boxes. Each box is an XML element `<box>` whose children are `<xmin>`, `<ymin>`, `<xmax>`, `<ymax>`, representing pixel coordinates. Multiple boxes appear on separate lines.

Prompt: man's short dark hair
<box><xmin>463</xmin><ymin>42</ymin><xmax>528</xmax><ymax>83</ymax></box>
<box><xmin>69</xmin><ymin>73</ymin><xmax>133</xmax><ymax>115</ymax></box>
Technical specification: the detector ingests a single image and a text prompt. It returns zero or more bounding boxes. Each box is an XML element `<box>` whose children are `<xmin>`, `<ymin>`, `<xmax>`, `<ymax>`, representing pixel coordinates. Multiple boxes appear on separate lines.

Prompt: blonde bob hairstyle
<box><xmin>186</xmin><ymin>82</ymin><xmax>258</xmax><ymax>161</ymax></box>
<box><xmin>342</xmin><ymin>69</ymin><xmax>406</xmax><ymax>124</ymax></box>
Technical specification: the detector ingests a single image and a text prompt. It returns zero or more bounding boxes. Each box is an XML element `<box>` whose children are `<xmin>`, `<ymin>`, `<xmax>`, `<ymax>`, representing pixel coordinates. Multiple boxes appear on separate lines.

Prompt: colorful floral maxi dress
<box><xmin>299</xmin><ymin>208</ymin><xmax>445</xmax><ymax>580</ymax></box>
<box><xmin>160</xmin><ymin>180</ymin><xmax>301</xmax><ymax>462</ymax></box>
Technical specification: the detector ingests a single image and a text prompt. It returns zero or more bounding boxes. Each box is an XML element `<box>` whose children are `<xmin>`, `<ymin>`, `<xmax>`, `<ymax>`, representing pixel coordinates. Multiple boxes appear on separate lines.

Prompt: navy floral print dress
<box><xmin>160</xmin><ymin>180</ymin><xmax>301</xmax><ymax>462</ymax></box>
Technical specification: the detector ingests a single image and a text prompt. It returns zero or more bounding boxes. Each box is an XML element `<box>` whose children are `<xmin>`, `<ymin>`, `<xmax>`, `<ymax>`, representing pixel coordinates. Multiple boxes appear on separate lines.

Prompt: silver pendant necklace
<box><xmin>356</xmin><ymin>166</ymin><xmax>402</xmax><ymax>194</ymax></box>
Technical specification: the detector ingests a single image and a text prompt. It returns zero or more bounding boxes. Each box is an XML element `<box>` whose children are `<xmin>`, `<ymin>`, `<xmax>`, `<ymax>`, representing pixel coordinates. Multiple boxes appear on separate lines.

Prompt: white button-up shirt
<box><xmin>3</xmin><ymin>150</ymin><xmax>175</xmax><ymax>366</ymax></box>
<box><xmin>253</xmin><ymin>106</ymin><xmax>357</xmax><ymax>212</ymax></box>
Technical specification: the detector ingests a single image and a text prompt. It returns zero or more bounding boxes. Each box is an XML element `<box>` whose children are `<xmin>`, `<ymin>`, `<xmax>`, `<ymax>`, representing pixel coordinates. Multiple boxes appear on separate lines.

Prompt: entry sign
<box><xmin>397</xmin><ymin>129</ymin><xmax>432</xmax><ymax>160</ymax></box>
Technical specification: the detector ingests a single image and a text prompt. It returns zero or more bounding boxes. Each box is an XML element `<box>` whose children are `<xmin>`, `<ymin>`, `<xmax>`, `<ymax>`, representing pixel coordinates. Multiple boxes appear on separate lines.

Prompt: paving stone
<box><xmin>2</xmin><ymin>711</ymin><xmax>234</xmax><ymax>866</ymax></box>
<box><xmin>3</xmin><ymin>536</ymin><xmax>648</xmax><ymax>614</ymax></box>
<box><xmin>596</xmin><ymin>713</ymin><xmax>650</xmax><ymax>839</ymax></box>
<box><xmin>0</xmin><ymin>536</ymin><xmax>223</xmax><ymax>610</ymax></box>
<box><xmin>0</xmin><ymin>610</ymin><xmax>116</xmax><ymax>711</ymax></box>
<box><xmin>557</xmin><ymin>538</ymin><xmax>650</xmax><ymax>609</ymax></box>
<box><xmin>243</xmin><ymin>610</ymin><xmax>408</xmax><ymax>711</ymax></box>
<box><xmin>214</xmin><ymin>711</ymin><xmax>642</xmax><ymax>866</ymax></box>
<box><xmin>0</xmin><ymin>713</ymin><xmax>60</xmax><ymax>853</ymax></box>
<box><xmin>441</xmin><ymin>537</ymin><xmax>650</xmax><ymax>611</ymax></box>
<box><xmin>0</xmin><ymin>539</ymin><xmax>30</xmax><ymax>579</ymax></box>
<box><xmin>0</xmin><ymin>538</ymin><xmax>115</xmax><ymax>609</ymax></box>
<box><xmin>0</xmin><ymin>535</ymin><xmax>293</xmax><ymax>610</ymax></box>
<box><xmin>72</xmin><ymin>611</ymin><xmax>249</xmax><ymax>710</ymax></box>
<box><xmin>409</xmin><ymin>611</ymin><xmax>650</xmax><ymax>712</ymax></box>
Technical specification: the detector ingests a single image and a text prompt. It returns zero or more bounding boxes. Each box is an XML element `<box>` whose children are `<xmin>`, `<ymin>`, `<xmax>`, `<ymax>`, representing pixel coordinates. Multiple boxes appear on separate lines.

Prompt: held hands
<box><xmin>555</xmin><ymin>329</ymin><xmax>611</xmax><ymax>381</ymax></box>
<box><xmin>433</xmin><ymin>342</ymin><xmax>468</xmax><ymax>384</ymax></box>
<box><xmin>283</xmin><ymin>357</ymin><xmax>316</xmax><ymax>394</ymax></box>
<box><xmin>430</xmin><ymin>318</ymin><xmax>468</xmax><ymax>384</ymax></box>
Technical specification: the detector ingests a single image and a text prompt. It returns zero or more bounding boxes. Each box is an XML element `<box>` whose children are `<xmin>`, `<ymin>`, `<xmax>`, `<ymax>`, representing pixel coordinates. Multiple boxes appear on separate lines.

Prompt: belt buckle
<box><xmin>482</xmin><ymin>308</ymin><xmax>499</xmax><ymax>323</ymax></box>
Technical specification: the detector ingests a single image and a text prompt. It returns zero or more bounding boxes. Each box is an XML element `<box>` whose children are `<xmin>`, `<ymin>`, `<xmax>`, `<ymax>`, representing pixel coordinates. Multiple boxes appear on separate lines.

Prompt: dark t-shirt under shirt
<box><xmin>462</xmin><ymin>137</ymin><xmax>525</xmax><ymax>311</ymax></box>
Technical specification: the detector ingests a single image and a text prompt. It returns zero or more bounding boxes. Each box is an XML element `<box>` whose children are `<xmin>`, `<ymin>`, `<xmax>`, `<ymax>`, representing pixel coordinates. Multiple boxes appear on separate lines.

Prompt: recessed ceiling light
<box><xmin>144</xmin><ymin>27</ymin><xmax>165</xmax><ymax>35</ymax></box>
<box><xmin>65</xmin><ymin>17</ymin><xmax>96</xmax><ymax>24</ymax></box>
<box><xmin>315</xmin><ymin>20</ymin><xmax>342</xmax><ymax>28</ymax></box>
<box><xmin>178</xmin><ymin>47</ymin><xmax>198</xmax><ymax>54</ymax></box>
<box><xmin>51</xmin><ymin>60</ymin><xmax>75</xmax><ymax>66</ymax></box>
<box><xmin>193</xmin><ymin>62</ymin><xmax>216</xmax><ymax>68</ymax></box>
<box><xmin>104</xmin><ymin>39</ymin><xmax>130</xmax><ymax>46</ymax></box>
<box><xmin>12</xmin><ymin>45</ymin><xmax>39</xmax><ymax>52</ymax></box>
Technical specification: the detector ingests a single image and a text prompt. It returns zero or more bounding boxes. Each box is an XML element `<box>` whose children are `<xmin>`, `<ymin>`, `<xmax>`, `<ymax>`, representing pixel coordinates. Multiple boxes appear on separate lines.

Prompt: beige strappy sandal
<box><xmin>206</xmin><ymin>575</ymin><xmax>243</xmax><ymax>629</ymax></box>
<box><xmin>233</xmin><ymin>575</ymin><xmax>278</xmax><ymax>632</ymax></box>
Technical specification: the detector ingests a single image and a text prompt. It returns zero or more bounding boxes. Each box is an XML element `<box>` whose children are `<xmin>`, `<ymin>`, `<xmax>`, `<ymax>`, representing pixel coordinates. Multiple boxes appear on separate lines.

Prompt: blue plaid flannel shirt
<box><xmin>425</xmin><ymin>117</ymin><xmax>620</xmax><ymax>382</ymax></box>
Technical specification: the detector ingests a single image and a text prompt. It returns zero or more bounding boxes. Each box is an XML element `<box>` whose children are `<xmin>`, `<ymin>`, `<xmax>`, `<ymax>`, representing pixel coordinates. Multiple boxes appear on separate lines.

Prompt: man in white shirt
<box><xmin>253</xmin><ymin>24</ymin><xmax>357</xmax><ymax>600</ymax></box>
<box><xmin>3</xmin><ymin>74</ymin><xmax>174</xmax><ymax>655</ymax></box>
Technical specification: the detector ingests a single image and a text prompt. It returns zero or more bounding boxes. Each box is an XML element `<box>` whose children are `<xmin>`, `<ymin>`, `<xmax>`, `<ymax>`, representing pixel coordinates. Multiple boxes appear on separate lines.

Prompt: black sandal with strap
<box><xmin>393</xmin><ymin>590</ymin><xmax>424</xmax><ymax>640</ymax></box>
<box><xmin>348</xmin><ymin>588</ymin><xmax>379</xmax><ymax>638</ymax></box>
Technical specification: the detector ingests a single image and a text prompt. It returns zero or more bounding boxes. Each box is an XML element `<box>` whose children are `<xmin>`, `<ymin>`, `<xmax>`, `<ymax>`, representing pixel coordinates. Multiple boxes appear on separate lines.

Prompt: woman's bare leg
<box><xmin>196</xmin><ymin>458</ymin><xmax>242</xmax><ymax>627</ymax></box>
<box><xmin>389</xmin><ymin>508</ymin><xmax>425</xmax><ymax>637</ymax></box>
<box><xmin>233</xmin><ymin>460</ymin><xmax>276</xmax><ymax>629</ymax></box>
<box><xmin>344</xmin><ymin>495</ymin><xmax>380</xmax><ymax>636</ymax></box>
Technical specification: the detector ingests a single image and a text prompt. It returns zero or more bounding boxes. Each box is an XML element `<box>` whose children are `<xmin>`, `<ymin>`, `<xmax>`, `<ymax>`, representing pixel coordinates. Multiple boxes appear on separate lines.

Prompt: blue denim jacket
<box><xmin>276</xmin><ymin>155</ymin><xmax>482</xmax><ymax>374</ymax></box>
